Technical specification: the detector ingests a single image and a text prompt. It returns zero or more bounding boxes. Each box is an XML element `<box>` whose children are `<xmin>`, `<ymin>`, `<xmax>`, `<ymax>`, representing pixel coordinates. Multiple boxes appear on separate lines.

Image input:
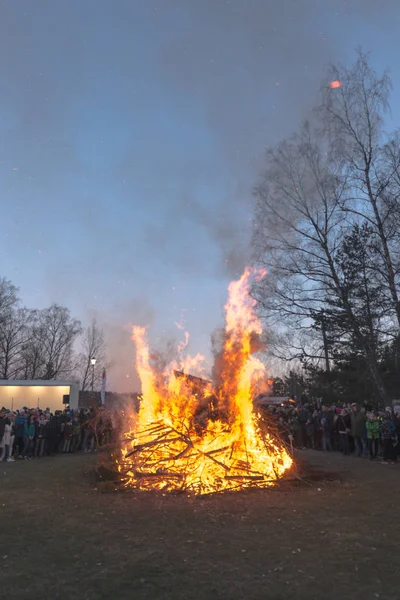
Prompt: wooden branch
<box><xmin>202</xmin><ymin>445</ymin><xmax>231</xmax><ymax>456</ymax></box>
<box><xmin>135</xmin><ymin>422</ymin><xmax>171</xmax><ymax>435</ymax></box>
<box><xmin>125</xmin><ymin>434</ymin><xmax>183</xmax><ymax>458</ymax></box>
<box><xmin>199</xmin><ymin>449</ymin><xmax>230</xmax><ymax>471</ymax></box>
<box><xmin>134</xmin><ymin>471</ymin><xmax>184</xmax><ymax>479</ymax></box>
<box><xmin>224</xmin><ymin>475</ymin><xmax>265</xmax><ymax>481</ymax></box>
<box><xmin>170</xmin><ymin>445</ymin><xmax>193</xmax><ymax>461</ymax></box>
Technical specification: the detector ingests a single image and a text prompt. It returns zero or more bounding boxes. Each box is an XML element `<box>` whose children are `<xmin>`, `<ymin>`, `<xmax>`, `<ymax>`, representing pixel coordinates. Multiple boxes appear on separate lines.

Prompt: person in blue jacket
<box><xmin>14</xmin><ymin>410</ymin><xmax>27</xmax><ymax>457</ymax></box>
<box><xmin>22</xmin><ymin>414</ymin><xmax>35</xmax><ymax>459</ymax></box>
<box><xmin>380</xmin><ymin>411</ymin><xmax>396</xmax><ymax>463</ymax></box>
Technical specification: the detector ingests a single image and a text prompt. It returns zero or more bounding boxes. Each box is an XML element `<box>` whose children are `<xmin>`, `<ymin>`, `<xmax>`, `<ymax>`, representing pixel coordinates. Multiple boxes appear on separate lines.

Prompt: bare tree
<box><xmin>18</xmin><ymin>310</ymin><xmax>45</xmax><ymax>380</ymax></box>
<box><xmin>252</xmin><ymin>51</ymin><xmax>400</xmax><ymax>404</ymax></box>
<box><xmin>76</xmin><ymin>319</ymin><xmax>108</xmax><ymax>391</ymax></box>
<box><xmin>0</xmin><ymin>308</ymin><xmax>31</xmax><ymax>379</ymax></box>
<box><xmin>19</xmin><ymin>339</ymin><xmax>45</xmax><ymax>380</ymax></box>
<box><xmin>252</xmin><ymin>119</ymin><xmax>389</xmax><ymax>403</ymax></box>
<box><xmin>29</xmin><ymin>304</ymin><xmax>82</xmax><ymax>379</ymax></box>
<box><xmin>0</xmin><ymin>279</ymin><xmax>83</xmax><ymax>382</ymax></box>
<box><xmin>0</xmin><ymin>278</ymin><xmax>19</xmax><ymax>324</ymax></box>
<box><xmin>253</xmin><ymin>122</ymin><xmax>345</xmax><ymax>328</ymax></box>
<box><xmin>0</xmin><ymin>278</ymin><xmax>21</xmax><ymax>378</ymax></box>
<box><xmin>320</xmin><ymin>50</ymin><xmax>400</xmax><ymax>328</ymax></box>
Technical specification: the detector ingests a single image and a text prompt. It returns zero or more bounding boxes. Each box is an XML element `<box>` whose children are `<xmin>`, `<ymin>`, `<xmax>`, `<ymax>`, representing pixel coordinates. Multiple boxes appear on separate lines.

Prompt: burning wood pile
<box><xmin>117</xmin><ymin>267</ymin><xmax>292</xmax><ymax>494</ymax></box>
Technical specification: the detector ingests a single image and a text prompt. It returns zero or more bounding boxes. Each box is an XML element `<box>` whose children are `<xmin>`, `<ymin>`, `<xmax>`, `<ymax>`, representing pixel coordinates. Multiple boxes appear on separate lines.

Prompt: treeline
<box><xmin>253</xmin><ymin>51</ymin><xmax>400</xmax><ymax>406</ymax></box>
<box><xmin>0</xmin><ymin>277</ymin><xmax>107</xmax><ymax>390</ymax></box>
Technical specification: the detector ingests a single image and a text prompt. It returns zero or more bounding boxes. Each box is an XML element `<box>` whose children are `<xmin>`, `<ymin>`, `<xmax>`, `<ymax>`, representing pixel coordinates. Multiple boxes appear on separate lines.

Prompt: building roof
<box><xmin>0</xmin><ymin>380</ymin><xmax>78</xmax><ymax>387</ymax></box>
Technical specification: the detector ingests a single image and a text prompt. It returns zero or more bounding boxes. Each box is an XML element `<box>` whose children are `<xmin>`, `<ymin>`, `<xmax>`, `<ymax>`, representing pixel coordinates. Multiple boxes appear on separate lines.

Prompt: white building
<box><xmin>0</xmin><ymin>380</ymin><xmax>79</xmax><ymax>412</ymax></box>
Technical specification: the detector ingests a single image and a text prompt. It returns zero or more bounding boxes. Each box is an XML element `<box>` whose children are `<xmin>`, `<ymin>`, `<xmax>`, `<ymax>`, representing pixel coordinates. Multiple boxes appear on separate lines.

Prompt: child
<box><xmin>366</xmin><ymin>412</ymin><xmax>380</xmax><ymax>460</ymax></box>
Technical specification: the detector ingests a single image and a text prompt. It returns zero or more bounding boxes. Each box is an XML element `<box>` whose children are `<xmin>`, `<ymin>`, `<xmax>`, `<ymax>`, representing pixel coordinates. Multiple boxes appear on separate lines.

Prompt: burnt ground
<box><xmin>1</xmin><ymin>451</ymin><xmax>399</xmax><ymax>600</ymax></box>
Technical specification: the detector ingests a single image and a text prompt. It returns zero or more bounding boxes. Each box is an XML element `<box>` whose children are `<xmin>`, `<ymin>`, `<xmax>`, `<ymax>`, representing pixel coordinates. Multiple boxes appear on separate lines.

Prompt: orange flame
<box><xmin>117</xmin><ymin>267</ymin><xmax>292</xmax><ymax>494</ymax></box>
<box><xmin>329</xmin><ymin>80</ymin><xmax>342</xmax><ymax>89</ymax></box>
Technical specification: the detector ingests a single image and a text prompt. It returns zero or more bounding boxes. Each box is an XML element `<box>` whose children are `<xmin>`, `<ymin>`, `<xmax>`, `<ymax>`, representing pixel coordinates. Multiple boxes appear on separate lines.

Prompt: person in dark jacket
<box><xmin>34</xmin><ymin>415</ymin><xmax>49</xmax><ymax>457</ymax></box>
<box><xmin>305</xmin><ymin>418</ymin><xmax>315</xmax><ymax>449</ymax></box>
<box><xmin>312</xmin><ymin>410</ymin><xmax>322</xmax><ymax>450</ymax></box>
<box><xmin>337</xmin><ymin>409</ymin><xmax>351</xmax><ymax>455</ymax></box>
<box><xmin>380</xmin><ymin>413</ymin><xmax>396</xmax><ymax>463</ymax></box>
<box><xmin>22</xmin><ymin>414</ymin><xmax>35</xmax><ymax>459</ymax></box>
<box><xmin>58</xmin><ymin>412</ymin><xmax>68</xmax><ymax>452</ymax></box>
<box><xmin>71</xmin><ymin>416</ymin><xmax>81</xmax><ymax>452</ymax></box>
<box><xmin>46</xmin><ymin>414</ymin><xmax>60</xmax><ymax>455</ymax></box>
<box><xmin>14</xmin><ymin>410</ymin><xmax>27</xmax><ymax>457</ymax></box>
<box><xmin>297</xmin><ymin>406</ymin><xmax>310</xmax><ymax>449</ymax></box>
<box><xmin>351</xmin><ymin>404</ymin><xmax>367</xmax><ymax>457</ymax></box>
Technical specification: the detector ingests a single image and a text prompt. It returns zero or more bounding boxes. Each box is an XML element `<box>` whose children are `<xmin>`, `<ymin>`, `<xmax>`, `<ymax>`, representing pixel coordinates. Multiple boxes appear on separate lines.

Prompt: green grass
<box><xmin>1</xmin><ymin>451</ymin><xmax>399</xmax><ymax>600</ymax></box>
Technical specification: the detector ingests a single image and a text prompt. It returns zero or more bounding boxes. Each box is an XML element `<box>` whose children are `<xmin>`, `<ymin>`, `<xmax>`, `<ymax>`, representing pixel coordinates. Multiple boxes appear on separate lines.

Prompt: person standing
<box><xmin>320</xmin><ymin>406</ymin><xmax>334</xmax><ymax>452</ymax></box>
<box><xmin>34</xmin><ymin>415</ymin><xmax>49</xmax><ymax>457</ymax></box>
<box><xmin>22</xmin><ymin>414</ymin><xmax>35</xmax><ymax>459</ymax></box>
<box><xmin>380</xmin><ymin>411</ymin><xmax>396</xmax><ymax>463</ymax></box>
<box><xmin>351</xmin><ymin>404</ymin><xmax>367</xmax><ymax>457</ymax></box>
<box><xmin>297</xmin><ymin>405</ymin><xmax>309</xmax><ymax>449</ymax></box>
<box><xmin>14</xmin><ymin>410</ymin><xmax>27</xmax><ymax>457</ymax></box>
<box><xmin>0</xmin><ymin>415</ymin><xmax>11</xmax><ymax>461</ymax></box>
<box><xmin>366</xmin><ymin>412</ymin><xmax>380</xmax><ymax>460</ymax></box>
<box><xmin>320</xmin><ymin>416</ymin><xmax>331</xmax><ymax>451</ymax></box>
<box><xmin>71</xmin><ymin>415</ymin><xmax>81</xmax><ymax>452</ymax></box>
<box><xmin>62</xmin><ymin>418</ymin><xmax>73</xmax><ymax>453</ymax></box>
<box><xmin>338</xmin><ymin>409</ymin><xmax>351</xmax><ymax>455</ymax></box>
<box><xmin>305</xmin><ymin>418</ymin><xmax>315</xmax><ymax>449</ymax></box>
<box><xmin>46</xmin><ymin>414</ymin><xmax>58</xmax><ymax>455</ymax></box>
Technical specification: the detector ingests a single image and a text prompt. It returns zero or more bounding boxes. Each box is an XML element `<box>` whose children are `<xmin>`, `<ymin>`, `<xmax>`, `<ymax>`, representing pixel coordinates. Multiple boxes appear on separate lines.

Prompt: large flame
<box><xmin>117</xmin><ymin>267</ymin><xmax>292</xmax><ymax>494</ymax></box>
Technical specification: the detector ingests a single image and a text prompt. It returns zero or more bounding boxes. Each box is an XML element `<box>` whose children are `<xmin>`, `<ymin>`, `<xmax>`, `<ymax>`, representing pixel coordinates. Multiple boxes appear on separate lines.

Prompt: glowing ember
<box><xmin>329</xmin><ymin>80</ymin><xmax>342</xmax><ymax>89</ymax></box>
<box><xmin>117</xmin><ymin>267</ymin><xmax>292</xmax><ymax>494</ymax></box>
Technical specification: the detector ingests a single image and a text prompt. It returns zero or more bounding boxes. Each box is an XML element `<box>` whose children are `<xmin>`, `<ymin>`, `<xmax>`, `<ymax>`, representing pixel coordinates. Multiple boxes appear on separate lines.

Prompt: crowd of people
<box><xmin>2</xmin><ymin>400</ymin><xmax>400</xmax><ymax>466</ymax></box>
<box><xmin>268</xmin><ymin>401</ymin><xmax>400</xmax><ymax>463</ymax></box>
<box><xmin>0</xmin><ymin>406</ymin><xmax>115</xmax><ymax>462</ymax></box>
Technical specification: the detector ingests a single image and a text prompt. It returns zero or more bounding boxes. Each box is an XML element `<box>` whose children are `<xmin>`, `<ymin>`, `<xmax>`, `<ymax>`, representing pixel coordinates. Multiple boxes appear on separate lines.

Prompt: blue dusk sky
<box><xmin>1</xmin><ymin>0</ymin><xmax>400</xmax><ymax>391</ymax></box>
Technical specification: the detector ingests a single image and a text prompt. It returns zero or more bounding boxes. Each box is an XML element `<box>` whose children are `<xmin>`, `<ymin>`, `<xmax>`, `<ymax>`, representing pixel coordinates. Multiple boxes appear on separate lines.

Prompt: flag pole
<box><xmin>101</xmin><ymin>368</ymin><xmax>106</xmax><ymax>405</ymax></box>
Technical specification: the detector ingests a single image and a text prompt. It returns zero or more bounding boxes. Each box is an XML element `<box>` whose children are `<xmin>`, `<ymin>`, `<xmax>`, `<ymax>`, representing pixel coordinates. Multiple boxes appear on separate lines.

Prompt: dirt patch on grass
<box><xmin>1</xmin><ymin>451</ymin><xmax>399</xmax><ymax>600</ymax></box>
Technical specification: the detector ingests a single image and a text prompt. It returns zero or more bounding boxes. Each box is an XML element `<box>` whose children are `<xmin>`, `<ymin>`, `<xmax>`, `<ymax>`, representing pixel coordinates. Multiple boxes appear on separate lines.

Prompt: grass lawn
<box><xmin>1</xmin><ymin>451</ymin><xmax>399</xmax><ymax>600</ymax></box>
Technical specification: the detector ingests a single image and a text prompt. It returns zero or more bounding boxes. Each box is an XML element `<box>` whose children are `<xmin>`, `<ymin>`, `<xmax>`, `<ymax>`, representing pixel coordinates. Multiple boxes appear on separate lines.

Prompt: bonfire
<box><xmin>117</xmin><ymin>267</ymin><xmax>292</xmax><ymax>494</ymax></box>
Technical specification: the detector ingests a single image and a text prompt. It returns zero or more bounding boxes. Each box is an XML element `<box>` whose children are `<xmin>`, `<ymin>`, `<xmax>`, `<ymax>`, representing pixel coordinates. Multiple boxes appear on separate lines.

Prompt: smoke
<box><xmin>131</xmin><ymin>0</ymin><xmax>400</xmax><ymax>278</ymax></box>
<box><xmin>93</xmin><ymin>297</ymin><xmax>156</xmax><ymax>393</ymax></box>
<box><xmin>136</xmin><ymin>0</ymin><xmax>339</xmax><ymax>279</ymax></box>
